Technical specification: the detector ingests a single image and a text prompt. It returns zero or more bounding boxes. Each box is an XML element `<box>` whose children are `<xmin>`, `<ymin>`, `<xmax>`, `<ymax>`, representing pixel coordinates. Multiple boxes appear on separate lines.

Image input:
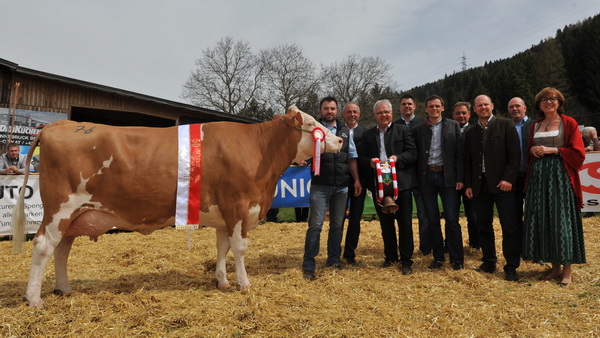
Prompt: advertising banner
<box><xmin>270</xmin><ymin>166</ymin><xmax>376</xmax><ymax>214</ymax></box>
<box><xmin>0</xmin><ymin>175</ymin><xmax>42</xmax><ymax>236</ymax></box>
<box><xmin>580</xmin><ymin>151</ymin><xmax>600</xmax><ymax>212</ymax></box>
<box><xmin>0</xmin><ymin>108</ymin><xmax>66</xmax><ymax>147</ymax></box>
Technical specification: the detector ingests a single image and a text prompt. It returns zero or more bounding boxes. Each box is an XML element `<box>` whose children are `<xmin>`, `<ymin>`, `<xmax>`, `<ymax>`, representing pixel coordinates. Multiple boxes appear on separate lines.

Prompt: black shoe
<box><xmin>476</xmin><ymin>263</ymin><xmax>496</xmax><ymax>273</ymax></box>
<box><xmin>400</xmin><ymin>265</ymin><xmax>413</xmax><ymax>275</ymax></box>
<box><xmin>451</xmin><ymin>263</ymin><xmax>464</xmax><ymax>270</ymax></box>
<box><xmin>345</xmin><ymin>257</ymin><xmax>358</xmax><ymax>266</ymax></box>
<box><xmin>380</xmin><ymin>260</ymin><xmax>395</xmax><ymax>268</ymax></box>
<box><xmin>505</xmin><ymin>271</ymin><xmax>519</xmax><ymax>282</ymax></box>
<box><xmin>303</xmin><ymin>270</ymin><xmax>315</xmax><ymax>281</ymax></box>
<box><xmin>428</xmin><ymin>260</ymin><xmax>443</xmax><ymax>270</ymax></box>
<box><xmin>327</xmin><ymin>263</ymin><xmax>343</xmax><ymax>269</ymax></box>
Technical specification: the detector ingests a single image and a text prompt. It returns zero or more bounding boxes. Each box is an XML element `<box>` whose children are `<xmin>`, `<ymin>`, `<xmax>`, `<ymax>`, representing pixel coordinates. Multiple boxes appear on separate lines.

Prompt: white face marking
<box><xmin>293</xmin><ymin>112</ymin><xmax>342</xmax><ymax>163</ymax></box>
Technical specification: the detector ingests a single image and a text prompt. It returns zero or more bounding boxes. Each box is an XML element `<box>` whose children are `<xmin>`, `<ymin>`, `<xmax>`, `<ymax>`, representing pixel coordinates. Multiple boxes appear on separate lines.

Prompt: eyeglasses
<box><xmin>374</xmin><ymin>110</ymin><xmax>392</xmax><ymax>115</ymax></box>
<box><xmin>541</xmin><ymin>97</ymin><xmax>559</xmax><ymax>103</ymax></box>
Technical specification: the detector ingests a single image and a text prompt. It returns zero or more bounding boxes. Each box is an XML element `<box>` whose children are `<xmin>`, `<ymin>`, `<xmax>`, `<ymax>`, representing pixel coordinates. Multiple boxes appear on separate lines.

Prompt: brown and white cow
<box><xmin>12</xmin><ymin>106</ymin><xmax>342</xmax><ymax>307</ymax></box>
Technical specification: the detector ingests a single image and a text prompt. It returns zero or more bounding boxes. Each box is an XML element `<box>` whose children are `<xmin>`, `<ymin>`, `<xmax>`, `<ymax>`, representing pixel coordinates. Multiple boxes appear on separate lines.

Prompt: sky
<box><xmin>3</xmin><ymin>0</ymin><xmax>600</xmax><ymax>106</ymax></box>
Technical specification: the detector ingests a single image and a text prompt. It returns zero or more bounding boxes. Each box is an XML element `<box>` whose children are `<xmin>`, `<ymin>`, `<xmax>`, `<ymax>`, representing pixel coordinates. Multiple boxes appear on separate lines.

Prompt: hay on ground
<box><xmin>0</xmin><ymin>216</ymin><xmax>598</xmax><ymax>336</ymax></box>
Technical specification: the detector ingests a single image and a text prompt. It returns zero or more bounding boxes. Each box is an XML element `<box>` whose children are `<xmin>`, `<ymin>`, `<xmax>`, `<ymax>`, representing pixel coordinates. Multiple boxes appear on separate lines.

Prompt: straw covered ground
<box><xmin>0</xmin><ymin>216</ymin><xmax>598</xmax><ymax>337</ymax></box>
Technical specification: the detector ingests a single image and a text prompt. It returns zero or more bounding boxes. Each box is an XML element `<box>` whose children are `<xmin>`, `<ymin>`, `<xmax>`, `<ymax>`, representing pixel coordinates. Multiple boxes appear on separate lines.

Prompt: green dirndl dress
<box><xmin>523</xmin><ymin>139</ymin><xmax>586</xmax><ymax>265</ymax></box>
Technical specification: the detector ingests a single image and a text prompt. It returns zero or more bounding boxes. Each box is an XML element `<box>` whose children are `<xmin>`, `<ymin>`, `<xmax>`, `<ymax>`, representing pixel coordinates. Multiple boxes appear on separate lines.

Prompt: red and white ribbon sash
<box><xmin>375</xmin><ymin>158</ymin><xmax>398</xmax><ymax>204</ymax></box>
<box><xmin>176</xmin><ymin>124</ymin><xmax>203</xmax><ymax>229</ymax></box>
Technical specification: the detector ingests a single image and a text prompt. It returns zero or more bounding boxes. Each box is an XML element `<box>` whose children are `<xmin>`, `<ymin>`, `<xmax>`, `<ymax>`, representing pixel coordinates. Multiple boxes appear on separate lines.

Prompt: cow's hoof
<box><xmin>26</xmin><ymin>297</ymin><xmax>44</xmax><ymax>308</ymax></box>
<box><xmin>53</xmin><ymin>288</ymin><xmax>71</xmax><ymax>296</ymax></box>
<box><xmin>239</xmin><ymin>285</ymin><xmax>251</xmax><ymax>294</ymax></box>
<box><xmin>218</xmin><ymin>282</ymin><xmax>231</xmax><ymax>290</ymax></box>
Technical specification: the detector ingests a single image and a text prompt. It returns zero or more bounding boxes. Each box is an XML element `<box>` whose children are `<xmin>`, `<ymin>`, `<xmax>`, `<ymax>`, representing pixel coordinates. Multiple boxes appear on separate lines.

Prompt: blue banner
<box><xmin>270</xmin><ymin>166</ymin><xmax>311</xmax><ymax>208</ymax></box>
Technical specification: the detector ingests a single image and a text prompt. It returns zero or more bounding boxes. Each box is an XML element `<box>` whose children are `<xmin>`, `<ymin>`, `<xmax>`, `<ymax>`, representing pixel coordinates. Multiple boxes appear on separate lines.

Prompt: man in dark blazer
<box><xmin>358</xmin><ymin>99</ymin><xmax>418</xmax><ymax>275</ymax></box>
<box><xmin>452</xmin><ymin>102</ymin><xmax>480</xmax><ymax>250</ymax></box>
<box><xmin>412</xmin><ymin>95</ymin><xmax>465</xmax><ymax>270</ymax></box>
<box><xmin>341</xmin><ymin>102</ymin><xmax>368</xmax><ymax>266</ymax></box>
<box><xmin>394</xmin><ymin>94</ymin><xmax>431</xmax><ymax>256</ymax></box>
<box><xmin>507</xmin><ymin>97</ymin><xmax>533</xmax><ymax>235</ymax></box>
<box><xmin>464</xmin><ymin>95</ymin><xmax>521</xmax><ymax>282</ymax></box>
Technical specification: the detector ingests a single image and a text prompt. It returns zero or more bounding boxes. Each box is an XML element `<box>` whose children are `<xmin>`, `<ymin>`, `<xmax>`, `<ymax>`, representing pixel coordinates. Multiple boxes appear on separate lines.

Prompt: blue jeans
<box><xmin>422</xmin><ymin>171</ymin><xmax>463</xmax><ymax>264</ymax></box>
<box><xmin>302</xmin><ymin>184</ymin><xmax>348</xmax><ymax>271</ymax></box>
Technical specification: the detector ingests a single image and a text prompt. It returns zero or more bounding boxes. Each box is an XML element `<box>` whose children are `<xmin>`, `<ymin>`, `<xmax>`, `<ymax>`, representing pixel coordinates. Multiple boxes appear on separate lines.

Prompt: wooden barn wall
<box><xmin>6</xmin><ymin>73</ymin><xmax>180</xmax><ymax>121</ymax></box>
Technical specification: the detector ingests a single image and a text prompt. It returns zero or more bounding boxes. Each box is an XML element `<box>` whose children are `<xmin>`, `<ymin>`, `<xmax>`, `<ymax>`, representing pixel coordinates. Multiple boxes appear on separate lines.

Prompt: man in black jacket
<box><xmin>302</xmin><ymin>97</ymin><xmax>362</xmax><ymax>281</ymax></box>
<box><xmin>464</xmin><ymin>95</ymin><xmax>521</xmax><ymax>281</ymax></box>
<box><xmin>507</xmin><ymin>97</ymin><xmax>532</xmax><ymax>236</ymax></box>
<box><xmin>413</xmin><ymin>95</ymin><xmax>465</xmax><ymax>270</ymax></box>
<box><xmin>341</xmin><ymin>102</ymin><xmax>367</xmax><ymax>266</ymax></box>
<box><xmin>358</xmin><ymin>99</ymin><xmax>418</xmax><ymax>275</ymax></box>
<box><xmin>452</xmin><ymin>102</ymin><xmax>480</xmax><ymax>250</ymax></box>
<box><xmin>394</xmin><ymin>94</ymin><xmax>431</xmax><ymax>256</ymax></box>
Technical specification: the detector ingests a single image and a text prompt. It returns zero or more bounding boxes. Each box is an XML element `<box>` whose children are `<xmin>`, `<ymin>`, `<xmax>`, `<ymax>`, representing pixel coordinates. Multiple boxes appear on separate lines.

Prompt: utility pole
<box><xmin>461</xmin><ymin>52</ymin><xmax>468</xmax><ymax>72</ymax></box>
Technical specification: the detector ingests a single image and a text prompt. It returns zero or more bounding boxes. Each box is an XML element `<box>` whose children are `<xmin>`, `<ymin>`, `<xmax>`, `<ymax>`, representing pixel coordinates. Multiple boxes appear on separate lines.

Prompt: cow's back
<box><xmin>38</xmin><ymin>121</ymin><xmax>179</xmax><ymax>234</ymax></box>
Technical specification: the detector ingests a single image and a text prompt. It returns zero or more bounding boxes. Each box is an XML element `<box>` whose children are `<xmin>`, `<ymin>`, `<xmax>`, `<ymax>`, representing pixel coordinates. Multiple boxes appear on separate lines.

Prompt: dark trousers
<box><xmin>413</xmin><ymin>190</ymin><xmax>431</xmax><ymax>253</ymax></box>
<box><xmin>422</xmin><ymin>171</ymin><xmax>463</xmax><ymax>265</ymax></box>
<box><xmin>514</xmin><ymin>174</ymin><xmax>526</xmax><ymax>247</ymax></box>
<box><xmin>460</xmin><ymin>189</ymin><xmax>480</xmax><ymax>248</ymax></box>
<box><xmin>343</xmin><ymin>183</ymin><xmax>366</xmax><ymax>260</ymax></box>
<box><xmin>373</xmin><ymin>189</ymin><xmax>414</xmax><ymax>267</ymax></box>
<box><xmin>266</xmin><ymin>208</ymin><xmax>279</xmax><ymax>222</ymax></box>
<box><xmin>295</xmin><ymin>207</ymin><xmax>309</xmax><ymax>222</ymax></box>
<box><xmin>471</xmin><ymin>176</ymin><xmax>522</xmax><ymax>273</ymax></box>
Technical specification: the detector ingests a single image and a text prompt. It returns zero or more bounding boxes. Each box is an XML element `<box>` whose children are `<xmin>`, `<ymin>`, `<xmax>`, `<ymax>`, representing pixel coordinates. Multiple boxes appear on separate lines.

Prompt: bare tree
<box><xmin>182</xmin><ymin>36</ymin><xmax>264</xmax><ymax>116</ymax></box>
<box><xmin>259</xmin><ymin>44</ymin><xmax>320</xmax><ymax>115</ymax></box>
<box><xmin>321</xmin><ymin>54</ymin><xmax>397</xmax><ymax>106</ymax></box>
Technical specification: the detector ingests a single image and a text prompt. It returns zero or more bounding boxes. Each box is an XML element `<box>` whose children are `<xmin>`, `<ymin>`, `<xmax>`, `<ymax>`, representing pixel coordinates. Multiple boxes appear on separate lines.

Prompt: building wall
<box><xmin>0</xmin><ymin>60</ymin><xmax>258</xmax><ymax>126</ymax></box>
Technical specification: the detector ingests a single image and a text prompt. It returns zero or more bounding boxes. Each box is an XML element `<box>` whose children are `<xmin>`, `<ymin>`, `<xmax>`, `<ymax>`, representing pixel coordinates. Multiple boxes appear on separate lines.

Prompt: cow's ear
<box><xmin>293</xmin><ymin>110</ymin><xmax>303</xmax><ymax>127</ymax></box>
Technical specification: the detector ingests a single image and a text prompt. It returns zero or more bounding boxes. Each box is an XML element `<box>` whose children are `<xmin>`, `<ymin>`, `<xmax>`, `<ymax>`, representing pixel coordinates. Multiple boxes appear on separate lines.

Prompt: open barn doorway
<box><xmin>70</xmin><ymin>107</ymin><xmax>175</xmax><ymax>127</ymax></box>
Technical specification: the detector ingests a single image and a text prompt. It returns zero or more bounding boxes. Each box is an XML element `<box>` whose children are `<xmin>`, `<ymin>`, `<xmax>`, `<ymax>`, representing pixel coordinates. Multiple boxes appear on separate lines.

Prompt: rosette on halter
<box><xmin>311</xmin><ymin>127</ymin><xmax>325</xmax><ymax>176</ymax></box>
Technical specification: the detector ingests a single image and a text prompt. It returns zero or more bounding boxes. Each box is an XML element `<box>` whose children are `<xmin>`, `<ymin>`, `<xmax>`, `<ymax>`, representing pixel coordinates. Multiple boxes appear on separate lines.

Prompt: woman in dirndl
<box><xmin>523</xmin><ymin>87</ymin><xmax>586</xmax><ymax>287</ymax></box>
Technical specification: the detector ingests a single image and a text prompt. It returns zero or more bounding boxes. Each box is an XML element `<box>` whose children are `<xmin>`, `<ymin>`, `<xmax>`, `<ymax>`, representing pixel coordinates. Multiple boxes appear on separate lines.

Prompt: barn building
<box><xmin>0</xmin><ymin>57</ymin><xmax>258</xmax><ymax>130</ymax></box>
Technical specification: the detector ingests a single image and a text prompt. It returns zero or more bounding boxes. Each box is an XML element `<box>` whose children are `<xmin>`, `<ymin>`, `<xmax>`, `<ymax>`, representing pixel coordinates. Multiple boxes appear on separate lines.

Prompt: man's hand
<box><xmin>369</xmin><ymin>158</ymin><xmax>379</xmax><ymax>169</ymax></box>
<box><xmin>354</xmin><ymin>180</ymin><xmax>362</xmax><ymax>196</ymax></box>
<box><xmin>465</xmin><ymin>188</ymin><xmax>473</xmax><ymax>199</ymax></box>
<box><xmin>497</xmin><ymin>180</ymin><xmax>512</xmax><ymax>192</ymax></box>
<box><xmin>7</xmin><ymin>166</ymin><xmax>21</xmax><ymax>174</ymax></box>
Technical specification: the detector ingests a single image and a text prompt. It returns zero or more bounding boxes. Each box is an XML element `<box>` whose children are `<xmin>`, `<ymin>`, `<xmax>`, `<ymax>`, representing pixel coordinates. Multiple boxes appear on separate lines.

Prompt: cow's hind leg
<box><xmin>230</xmin><ymin>221</ymin><xmax>251</xmax><ymax>292</ymax></box>
<box><xmin>215</xmin><ymin>229</ymin><xmax>231</xmax><ymax>289</ymax></box>
<box><xmin>26</xmin><ymin>232</ymin><xmax>62</xmax><ymax>307</ymax></box>
<box><xmin>53</xmin><ymin>236</ymin><xmax>75</xmax><ymax>296</ymax></box>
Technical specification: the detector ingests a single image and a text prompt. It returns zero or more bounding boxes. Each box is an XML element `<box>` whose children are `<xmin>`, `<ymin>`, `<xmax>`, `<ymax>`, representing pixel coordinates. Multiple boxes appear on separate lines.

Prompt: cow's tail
<box><xmin>12</xmin><ymin>132</ymin><xmax>41</xmax><ymax>253</ymax></box>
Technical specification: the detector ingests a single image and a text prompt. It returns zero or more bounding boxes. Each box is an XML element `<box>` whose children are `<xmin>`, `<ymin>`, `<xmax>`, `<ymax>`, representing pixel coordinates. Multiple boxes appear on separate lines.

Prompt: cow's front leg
<box><xmin>215</xmin><ymin>229</ymin><xmax>231</xmax><ymax>289</ymax></box>
<box><xmin>26</xmin><ymin>233</ymin><xmax>61</xmax><ymax>307</ymax></box>
<box><xmin>53</xmin><ymin>236</ymin><xmax>75</xmax><ymax>296</ymax></box>
<box><xmin>230</xmin><ymin>221</ymin><xmax>251</xmax><ymax>292</ymax></box>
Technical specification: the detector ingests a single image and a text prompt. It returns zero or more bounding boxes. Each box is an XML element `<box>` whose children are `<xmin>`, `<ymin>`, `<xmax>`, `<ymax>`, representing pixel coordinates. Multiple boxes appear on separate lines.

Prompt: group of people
<box><xmin>301</xmin><ymin>88</ymin><xmax>587</xmax><ymax>287</ymax></box>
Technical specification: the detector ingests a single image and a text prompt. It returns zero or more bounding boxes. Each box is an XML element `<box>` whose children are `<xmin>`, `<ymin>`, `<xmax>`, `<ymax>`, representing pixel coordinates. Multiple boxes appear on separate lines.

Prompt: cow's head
<box><xmin>281</xmin><ymin>106</ymin><xmax>343</xmax><ymax>163</ymax></box>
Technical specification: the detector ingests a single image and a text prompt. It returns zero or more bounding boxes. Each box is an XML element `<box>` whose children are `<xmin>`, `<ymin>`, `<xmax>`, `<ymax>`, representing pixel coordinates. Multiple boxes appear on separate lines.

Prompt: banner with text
<box><xmin>580</xmin><ymin>151</ymin><xmax>600</xmax><ymax>212</ymax></box>
<box><xmin>0</xmin><ymin>175</ymin><xmax>43</xmax><ymax>236</ymax></box>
